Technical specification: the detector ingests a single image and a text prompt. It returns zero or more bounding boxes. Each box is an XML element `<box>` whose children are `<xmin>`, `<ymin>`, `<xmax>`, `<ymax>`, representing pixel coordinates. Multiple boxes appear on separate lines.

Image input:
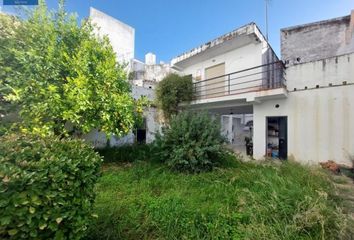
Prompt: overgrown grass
<box><xmin>96</xmin><ymin>144</ymin><xmax>152</xmax><ymax>163</ymax></box>
<box><xmin>86</xmin><ymin>160</ymin><xmax>352</xmax><ymax>240</ymax></box>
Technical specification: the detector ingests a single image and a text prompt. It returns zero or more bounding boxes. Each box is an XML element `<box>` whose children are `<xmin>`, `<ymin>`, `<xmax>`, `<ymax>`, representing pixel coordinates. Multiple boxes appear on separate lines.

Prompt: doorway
<box><xmin>136</xmin><ymin>118</ymin><xmax>147</xmax><ymax>144</ymax></box>
<box><xmin>266</xmin><ymin>116</ymin><xmax>287</xmax><ymax>159</ymax></box>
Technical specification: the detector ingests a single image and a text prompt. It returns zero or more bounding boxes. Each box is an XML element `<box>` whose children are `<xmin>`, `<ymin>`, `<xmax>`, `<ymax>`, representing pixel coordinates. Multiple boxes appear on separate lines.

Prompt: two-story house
<box><xmin>171</xmin><ymin>22</ymin><xmax>287</xmax><ymax>159</ymax></box>
<box><xmin>172</xmin><ymin>11</ymin><xmax>354</xmax><ymax>165</ymax></box>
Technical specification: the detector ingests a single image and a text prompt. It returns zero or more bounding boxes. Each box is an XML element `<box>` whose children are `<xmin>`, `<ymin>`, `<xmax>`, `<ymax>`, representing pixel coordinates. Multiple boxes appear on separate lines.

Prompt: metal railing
<box><xmin>193</xmin><ymin>61</ymin><xmax>286</xmax><ymax>100</ymax></box>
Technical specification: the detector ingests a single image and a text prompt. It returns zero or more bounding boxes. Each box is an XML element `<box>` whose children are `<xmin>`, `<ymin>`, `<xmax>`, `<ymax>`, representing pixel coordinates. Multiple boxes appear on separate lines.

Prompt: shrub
<box><xmin>0</xmin><ymin>135</ymin><xmax>102</xmax><ymax>239</ymax></box>
<box><xmin>156</xmin><ymin>73</ymin><xmax>194</xmax><ymax>120</ymax></box>
<box><xmin>153</xmin><ymin>111</ymin><xmax>229</xmax><ymax>172</ymax></box>
<box><xmin>97</xmin><ymin>144</ymin><xmax>152</xmax><ymax>163</ymax></box>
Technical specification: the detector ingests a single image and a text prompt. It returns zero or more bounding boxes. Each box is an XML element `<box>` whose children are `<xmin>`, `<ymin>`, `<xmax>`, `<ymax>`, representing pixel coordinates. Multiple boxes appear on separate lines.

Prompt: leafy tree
<box><xmin>0</xmin><ymin>1</ymin><xmax>145</xmax><ymax>137</ymax></box>
<box><xmin>155</xmin><ymin>73</ymin><xmax>193</xmax><ymax>120</ymax></box>
<box><xmin>0</xmin><ymin>13</ymin><xmax>21</xmax><ymax>135</ymax></box>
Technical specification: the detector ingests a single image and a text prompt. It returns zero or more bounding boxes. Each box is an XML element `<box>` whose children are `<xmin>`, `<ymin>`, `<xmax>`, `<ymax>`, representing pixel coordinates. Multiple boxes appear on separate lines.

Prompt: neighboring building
<box><xmin>281</xmin><ymin>11</ymin><xmax>354</xmax><ymax>66</ymax></box>
<box><xmin>253</xmin><ymin>11</ymin><xmax>354</xmax><ymax>165</ymax></box>
<box><xmin>130</xmin><ymin>53</ymin><xmax>174</xmax><ymax>89</ymax></box>
<box><xmin>90</xmin><ymin>7</ymin><xmax>134</xmax><ymax>64</ymax></box>
<box><xmin>85</xmin><ymin>8</ymin><xmax>165</xmax><ymax>147</ymax></box>
<box><xmin>171</xmin><ymin>12</ymin><xmax>354</xmax><ymax>165</ymax></box>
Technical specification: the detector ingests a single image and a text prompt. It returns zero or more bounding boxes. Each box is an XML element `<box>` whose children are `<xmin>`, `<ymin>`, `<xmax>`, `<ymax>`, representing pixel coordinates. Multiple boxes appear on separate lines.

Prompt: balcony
<box><xmin>192</xmin><ymin>61</ymin><xmax>287</xmax><ymax>105</ymax></box>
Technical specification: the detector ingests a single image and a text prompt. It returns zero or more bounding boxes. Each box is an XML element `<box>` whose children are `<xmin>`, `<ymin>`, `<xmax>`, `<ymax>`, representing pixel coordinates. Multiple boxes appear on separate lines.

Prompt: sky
<box><xmin>1</xmin><ymin>0</ymin><xmax>354</xmax><ymax>63</ymax></box>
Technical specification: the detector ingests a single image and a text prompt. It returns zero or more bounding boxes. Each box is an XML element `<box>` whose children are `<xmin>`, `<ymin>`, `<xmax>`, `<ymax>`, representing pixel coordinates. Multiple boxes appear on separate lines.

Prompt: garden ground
<box><xmin>86</xmin><ymin>159</ymin><xmax>354</xmax><ymax>240</ymax></box>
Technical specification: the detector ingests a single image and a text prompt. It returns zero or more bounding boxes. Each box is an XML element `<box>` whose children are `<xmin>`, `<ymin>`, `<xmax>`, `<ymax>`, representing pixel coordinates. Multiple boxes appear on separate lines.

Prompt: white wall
<box><xmin>286</xmin><ymin>54</ymin><xmax>354</xmax><ymax>90</ymax></box>
<box><xmin>182</xmin><ymin>42</ymin><xmax>263</xmax><ymax>80</ymax></box>
<box><xmin>253</xmin><ymin>53</ymin><xmax>354</xmax><ymax>165</ymax></box>
<box><xmin>180</xmin><ymin>43</ymin><xmax>264</xmax><ymax>97</ymax></box>
<box><xmin>90</xmin><ymin>7</ymin><xmax>135</xmax><ymax>63</ymax></box>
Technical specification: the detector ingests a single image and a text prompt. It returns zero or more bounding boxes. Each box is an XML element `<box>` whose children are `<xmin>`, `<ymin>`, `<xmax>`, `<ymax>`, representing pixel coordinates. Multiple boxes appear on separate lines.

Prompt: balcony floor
<box><xmin>186</xmin><ymin>87</ymin><xmax>287</xmax><ymax>111</ymax></box>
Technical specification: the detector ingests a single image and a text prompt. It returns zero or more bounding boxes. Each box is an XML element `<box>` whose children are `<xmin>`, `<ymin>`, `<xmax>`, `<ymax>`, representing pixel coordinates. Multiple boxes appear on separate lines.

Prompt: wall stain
<box><xmin>342</xmin><ymin>90</ymin><xmax>350</xmax><ymax>157</ymax></box>
<box><xmin>314</xmin><ymin>93</ymin><xmax>320</xmax><ymax>162</ymax></box>
<box><xmin>328</xmin><ymin>92</ymin><xmax>334</xmax><ymax>160</ymax></box>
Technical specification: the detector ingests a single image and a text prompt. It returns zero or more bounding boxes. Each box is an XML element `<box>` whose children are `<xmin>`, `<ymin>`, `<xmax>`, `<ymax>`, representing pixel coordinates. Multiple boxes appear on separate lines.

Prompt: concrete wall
<box><xmin>90</xmin><ymin>7</ymin><xmax>135</xmax><ymax>63</ymax></box>
<box><xmin>253</xmin><ymin>53</ymin><xmax>354</xmax><ymax>165</ymax></box>
<box><xmin>281</xmin><ymin>11</ymin><xmax>354</xmax><ymax>66</ymax></box>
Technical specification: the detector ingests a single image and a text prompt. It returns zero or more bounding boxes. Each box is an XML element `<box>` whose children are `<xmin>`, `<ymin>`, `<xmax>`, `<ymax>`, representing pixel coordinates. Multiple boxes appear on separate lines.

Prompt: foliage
<box><xmin>86</xmin><ymin>160</ymin><xmax>352</xmax><ymax>240</ymax></box>
<box><xmin>97</xmin><ymin>144</ymin><xmax>152</xmax><ymax>163</ymax></box>
<box><xmin>0</xmin><ymin>134</ymin><xmax>102</xmax><ymax>239</ymax></box>
<box><xmin>155</xmin><ymin>73</ymin><xmax>193</xmax><ymax>120</ymax></box>
<box><xmin>153</xmin><ymin>111</ymin><xmax>228</xmax><ymax>172</ymax></box>
<box><xmin>0</xmin><ymin>14</ymin><xmax>20</xmax><ymax>136</ymax></box>
<box><xmin>0</xmin><ymin>1</ymin><xmax>145</xmax><ymax>137</ymax></box>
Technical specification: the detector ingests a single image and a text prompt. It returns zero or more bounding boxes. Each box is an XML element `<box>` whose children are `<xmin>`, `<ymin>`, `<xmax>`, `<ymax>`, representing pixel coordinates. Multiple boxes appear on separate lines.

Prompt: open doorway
<box><xmin>136</xmin><ymin>118</ymin><xmax>147</xmax><ymax>144</ymax></box>
<box><xmin>266</xmin><ymin>116</ymin><xmax>287</xmax><ymax>159</ymax></box>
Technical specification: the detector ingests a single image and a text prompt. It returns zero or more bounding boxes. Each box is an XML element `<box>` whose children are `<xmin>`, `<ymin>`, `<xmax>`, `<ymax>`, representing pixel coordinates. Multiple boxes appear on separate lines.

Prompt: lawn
<box><xmin>86</xmin><ymin>160</ymin><xmax>352</xmax><ymax>240</ymax></box>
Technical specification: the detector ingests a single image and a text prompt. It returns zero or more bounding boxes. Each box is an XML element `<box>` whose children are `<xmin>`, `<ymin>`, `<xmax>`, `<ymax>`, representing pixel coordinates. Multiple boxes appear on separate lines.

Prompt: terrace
<box><xmin>189</xmin><ymin>61</ymin><xmax>287</xmax><ymax>109</ymax></box>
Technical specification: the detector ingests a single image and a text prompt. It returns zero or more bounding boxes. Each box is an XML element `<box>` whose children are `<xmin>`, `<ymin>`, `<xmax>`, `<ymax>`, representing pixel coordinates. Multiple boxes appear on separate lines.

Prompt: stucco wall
<box><xmin>253</xmin><ymin>53</ymin><xmax>354</xmax><ymax>165</ymax></box>
<box><xmin>90</xmin><ymin>7</ymin><xmax>135</xmax><ymax>63</ymax></box>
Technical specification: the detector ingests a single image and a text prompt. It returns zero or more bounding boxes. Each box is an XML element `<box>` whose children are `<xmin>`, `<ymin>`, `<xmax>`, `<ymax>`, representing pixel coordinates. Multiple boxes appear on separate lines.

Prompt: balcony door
<box><xmin>205</xmin><ymin>63</ymin><xmax>225</xmax><ymax>98</ymax></box>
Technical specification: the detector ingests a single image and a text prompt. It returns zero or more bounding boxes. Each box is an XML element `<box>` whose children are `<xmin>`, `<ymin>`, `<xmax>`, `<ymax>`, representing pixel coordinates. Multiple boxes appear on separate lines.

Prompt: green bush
<box><xmin>154</xmin><ymin>111</ymin><xmax>229</xmax><ymax>172</ymax></box>
<box><xmin>0</xmin><ymin>135</ymin><xmax>102</xmax><ymax>239</ymax></box>
<box><xmin>97</xmin><ymin>144</ymin><xmax>152</xmax><ymax>163</ymax></box>
<box><xmin>156</xmin><ymin>73</ymin><xmax>194</xmax><ymax>120</ymax></box>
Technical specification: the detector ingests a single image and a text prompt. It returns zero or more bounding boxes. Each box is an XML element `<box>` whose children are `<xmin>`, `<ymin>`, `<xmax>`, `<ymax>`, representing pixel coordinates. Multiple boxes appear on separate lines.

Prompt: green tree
<box><xmin>0</xmin><ymin>1</ymin><xmax>145</xmax><ymax>137</ymax></box>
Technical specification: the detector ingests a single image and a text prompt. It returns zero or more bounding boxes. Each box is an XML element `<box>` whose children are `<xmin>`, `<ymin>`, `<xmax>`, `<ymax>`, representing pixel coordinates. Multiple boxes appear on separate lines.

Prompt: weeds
<box><xmin>96</xmin><ymin>144</ymin><xmax>152</xmax><ymax>163</ymax></box>
<box><xmin>86</xmin><ymin>160</ymin><xmax>352</xmax><ymax>239</ymax></box>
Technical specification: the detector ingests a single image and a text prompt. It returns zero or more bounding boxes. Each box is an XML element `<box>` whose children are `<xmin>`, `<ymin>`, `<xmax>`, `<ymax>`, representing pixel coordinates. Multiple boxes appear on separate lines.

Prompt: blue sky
<box><xmin>2</xmin><ymin>0</ymin><xmax>354</xmax><ymax>62</ymax></box>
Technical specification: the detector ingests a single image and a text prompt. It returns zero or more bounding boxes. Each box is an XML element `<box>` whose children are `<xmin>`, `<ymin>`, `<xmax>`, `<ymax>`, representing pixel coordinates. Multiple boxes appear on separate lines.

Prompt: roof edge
<box><xmin>89</xmin><ymin>7</ymin><xmax>135</xmax><ymax>32</ymax></box>
<box><xmin>171</xmin><ymin>22</ymin><xmax>258</xmax><ymax>65</ymax></box>
<box><xmin>281</xmin><ymin>15</ymin><xmax>350</xmax><ymax>32</ymax></box>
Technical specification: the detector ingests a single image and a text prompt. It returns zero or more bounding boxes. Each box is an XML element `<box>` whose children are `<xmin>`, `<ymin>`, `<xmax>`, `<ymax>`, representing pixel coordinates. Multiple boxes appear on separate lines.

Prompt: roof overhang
<box><xmin>171</xmin><ymin>23</ymin><xmax>265</xmax><ymax>69</ymax></box>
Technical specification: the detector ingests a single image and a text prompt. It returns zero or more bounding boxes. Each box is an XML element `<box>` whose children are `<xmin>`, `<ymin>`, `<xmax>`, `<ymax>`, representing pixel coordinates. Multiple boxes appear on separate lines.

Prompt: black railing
<box><xmin>193</xmin><ymin>61</ymin><xmax>286</xmax><ymax>100</ymax></box>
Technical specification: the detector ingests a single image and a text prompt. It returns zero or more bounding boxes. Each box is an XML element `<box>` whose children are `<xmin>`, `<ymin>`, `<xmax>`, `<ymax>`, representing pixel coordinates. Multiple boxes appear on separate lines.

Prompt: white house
<box><xmin>171</xmin><ymin>22</ymin><xmax>286</xmax><ymax>158</ymax></box>
<box><xmin>171</xmin><ymin>11</ymin><xmax>354</xmax><ymax>165</ymax></box>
